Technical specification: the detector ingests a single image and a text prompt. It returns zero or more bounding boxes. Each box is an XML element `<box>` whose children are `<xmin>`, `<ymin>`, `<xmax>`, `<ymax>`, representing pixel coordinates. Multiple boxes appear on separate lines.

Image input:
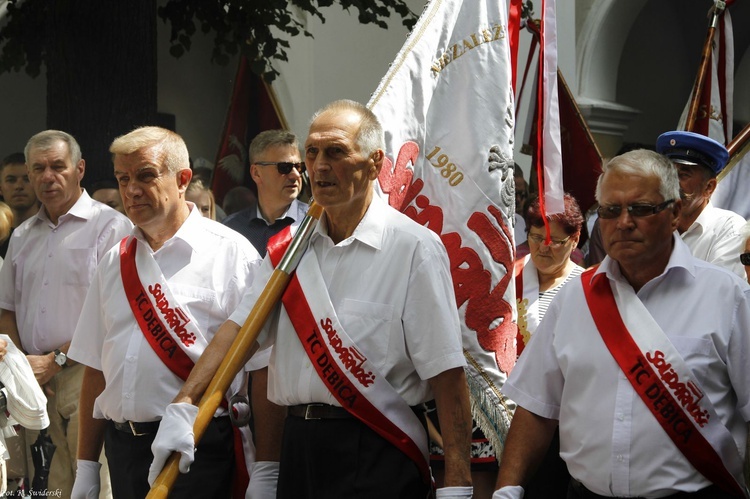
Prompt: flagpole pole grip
<box><xmin>146</xmin><ymin>202</ymin><xmax>323</xmax><ymax>499</ymax></box>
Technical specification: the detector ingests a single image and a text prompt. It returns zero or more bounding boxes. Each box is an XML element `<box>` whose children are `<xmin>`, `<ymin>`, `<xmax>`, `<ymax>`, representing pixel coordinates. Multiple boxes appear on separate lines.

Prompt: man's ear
<box><xmin>250</xmin><ymin>164</ymin><xmax>262</xmax><ymax>184</ymax></box>
<box><xmin>369</xmin><ymin>150</ymin><xmax>384</xmax><ymax>180</ymax></box>
<box><xmin>704</xmin><ymin>177</ymin><xmax>717</xmax><ymax>198</ymax></box>
<box><xmin>671</xmin><ymin>199</ymin><xmax>682</xmax><ymax>230</ymax></box>
<box><xmin>177</xmin><ymin>169</ymin><xmax>192</xmax><ymax>193</ymax></box>
<box><xmin>76</xmin><ymin>159</ymin><xmax>86</xmax><ymax>182</ymax></box>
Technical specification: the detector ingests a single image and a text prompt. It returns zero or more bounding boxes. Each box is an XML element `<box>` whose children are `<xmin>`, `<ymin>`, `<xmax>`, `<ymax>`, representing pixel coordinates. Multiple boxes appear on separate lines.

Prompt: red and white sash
<box><xmin>268</xmin><ymin>229</ymin><xmax>431</xmax><ymax>484</ymax></box>
<box><xmin>120</xmin><ymin>235</ymin><xmax>251</xmax><ymax>497</ymax></box>
<box><xmin>120</xmin><ymin>236</ymin><xmax>209</xmax><ymax>378</ymax></box>
<box><xmin>581</xmin><ymin>268</ymin><xmax>748</xmax><ymax>498</ymax></box>
<box><xmin>514</xmin><ymin>255</ymin><xmax>540</xmax><ymax>356</ymax></box>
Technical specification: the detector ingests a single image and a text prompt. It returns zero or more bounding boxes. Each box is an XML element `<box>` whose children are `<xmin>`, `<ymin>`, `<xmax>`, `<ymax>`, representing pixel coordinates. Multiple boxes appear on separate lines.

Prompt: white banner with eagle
<box><xmin>368</xmin><ymin>0</ymin><xmax>516</xmax><ymax>461</ymax></box>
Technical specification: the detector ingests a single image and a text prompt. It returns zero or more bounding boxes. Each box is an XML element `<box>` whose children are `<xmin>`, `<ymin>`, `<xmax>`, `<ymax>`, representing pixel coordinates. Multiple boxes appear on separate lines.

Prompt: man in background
<box><xmin>0</xmin><ymin>152</ymin><xmax>39</xmax><ymax>258</ymax></box>
<box><xmin>222</xmin><ymin>130</ymin><xmax>308</xmax><ymax>257</ymax></box>
<box><xmin>656</xmin><ymin>130</ymin><xmax>746</xmax><ymax>277</ymax></box>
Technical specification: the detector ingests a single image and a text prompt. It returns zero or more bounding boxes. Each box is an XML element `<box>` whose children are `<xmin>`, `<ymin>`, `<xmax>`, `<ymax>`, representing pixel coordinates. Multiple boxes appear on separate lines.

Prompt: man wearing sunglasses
<box><xmin>656</xmin><ymin>130</ymin><xmax>745</xmax><ymax>278</ymax></box>
<box><xmin>495</xmin><ymin>149</ymin><xmax>750</xmax><ymax>499</ymax></box>
<box><xmin>223</xmin><ymin>130</ymin><xmax>309</xmax><ymax>257</ymax></box>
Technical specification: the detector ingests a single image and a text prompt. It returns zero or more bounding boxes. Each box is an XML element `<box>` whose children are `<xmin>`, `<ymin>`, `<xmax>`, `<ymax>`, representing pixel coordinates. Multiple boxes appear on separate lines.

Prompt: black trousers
<box><xmin>277</xmin><ymin>414</ymin><xmax>432</xmax><ymax>499</ymax></box>
<box><xmin>104</xmin><ymin>416</ymin><xmax>234</xmax><ymax>499</ymax></box>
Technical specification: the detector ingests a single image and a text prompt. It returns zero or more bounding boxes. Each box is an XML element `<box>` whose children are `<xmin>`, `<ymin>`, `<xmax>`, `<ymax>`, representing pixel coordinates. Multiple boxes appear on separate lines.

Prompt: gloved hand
<box><xmin>245</xmin><ymin>461</ymin><xmax>280</xmax><ymax>499</ymax></box>
<box><xmin>492</xmin><ymin>485</ymin><xmax>525</xmax><ymax>499</ymax></box>
<box><xmin>436</xmin><ymin>485</ymin><xmax>474</xmax><ymax>498</ymax></box>
<box><xmin>71</xmin><ymin>460</ymin><xmax>101</xmax><ymax>499</ymax></box>
<box><xmin>148</xmin><ymin>402</ymin><xmax>199</xmax><ymax>486</ymax></box>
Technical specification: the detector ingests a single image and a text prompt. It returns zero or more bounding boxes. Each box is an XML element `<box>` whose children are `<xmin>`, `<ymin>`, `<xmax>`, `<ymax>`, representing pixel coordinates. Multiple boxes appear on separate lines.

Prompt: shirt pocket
<box><xmin>170</xmin><ymin>283</ymin><xmax>219</xmax><ymax>338</ymax></box>
<box><xmin>62</xmin><ymin>247</ymin><xmax>97</xmax><ymax>286</ymax></box>
<box><xmin>337</xmin><ymin>299</ymin><xmax>394</xmax><ymax>371</ymax></box>
<box><xmin>669</xmin><ymin>335</ymin><xmax>712</xmax><ymax>389</ymax></box>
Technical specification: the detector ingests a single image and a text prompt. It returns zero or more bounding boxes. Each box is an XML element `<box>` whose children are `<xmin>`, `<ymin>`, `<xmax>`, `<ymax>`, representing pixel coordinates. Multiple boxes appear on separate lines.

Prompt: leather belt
<box><xmin>288</xmin><ymin>404</ymin><xmax>353</xmax><ymax>420</ymax></box>
<box><xmin>113</xmin><ymin>420</ymin><xmax>161</xmax><ymax>436</ymax></box>
<box><xmin>569</xmin><ymin>479</ymin><xmax>726</xmax><ymax>499</ymax></box>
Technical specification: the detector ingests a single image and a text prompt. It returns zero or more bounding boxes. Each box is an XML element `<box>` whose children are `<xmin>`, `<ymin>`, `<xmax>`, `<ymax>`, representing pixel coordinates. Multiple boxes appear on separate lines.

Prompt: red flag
<box><xmin>557</xmin><ymin>70</ymin><xmax>603</xmax><ymax>214</ymax></box>
<box><xmin>212</xmin><ymin>56</ymin><xmax>287</xmax><ymax>206</ymax></box>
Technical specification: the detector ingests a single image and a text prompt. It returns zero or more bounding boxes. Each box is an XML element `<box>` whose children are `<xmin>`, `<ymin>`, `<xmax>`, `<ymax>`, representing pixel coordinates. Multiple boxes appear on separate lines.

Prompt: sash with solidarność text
<box><xmin>267</xmin><ymin>227</ymin><xmax>431</xmax><ymax>484</ymax></box>
<box><xmin>581</xmin><ymin>267</ymin><xmax>748</xmax><ymax>498</ymax></box>
<box><xmin>120</xmin><ymin>236</ymin><xmax>208</xmax><ymax>379</ymax></box>
<box><xmin>120</xmin><ymin>235</ymin><xmax>250</xmax><ymax>498</ymax></box>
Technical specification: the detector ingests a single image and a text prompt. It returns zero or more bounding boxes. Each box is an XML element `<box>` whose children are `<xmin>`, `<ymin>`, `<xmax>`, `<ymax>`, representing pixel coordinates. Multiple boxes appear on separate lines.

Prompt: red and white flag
<box><xmin>368</xmin><ymin>0</ymin><xmax>517</xmax><ymax>457</ymax></box>
<box><xmin>678</xmin><ymin>3</ymin><xmax>750</xmax><ymax>217</ymax></box>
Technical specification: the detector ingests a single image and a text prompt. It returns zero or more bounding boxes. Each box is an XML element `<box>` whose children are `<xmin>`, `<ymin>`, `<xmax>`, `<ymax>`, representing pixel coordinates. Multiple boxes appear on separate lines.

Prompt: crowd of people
<box><xmin>0</xmin><ymin>102</ymin><xmax>749</xmax><ymax>499</ymax></box>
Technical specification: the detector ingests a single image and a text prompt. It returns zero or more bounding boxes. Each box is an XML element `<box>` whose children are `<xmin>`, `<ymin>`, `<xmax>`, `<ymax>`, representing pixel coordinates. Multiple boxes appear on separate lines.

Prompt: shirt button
<box><xmin>41</xmin><ymin>307</ymin><xmax>46</xmax><ymax>313</ymax></box>
<box><xmin>617</xmin><ymin>413</ymin><xmax>625</xmax><ymax>421</ymax></box>
<box><xmin>127</xmin><ymin>356</ymin><xmax>135</xmax><ymax>362</ymax></box>
<box><xmin>125</xmin><ymin>393</ymin><xmax>132</xmax><ymax>399</ymax></box>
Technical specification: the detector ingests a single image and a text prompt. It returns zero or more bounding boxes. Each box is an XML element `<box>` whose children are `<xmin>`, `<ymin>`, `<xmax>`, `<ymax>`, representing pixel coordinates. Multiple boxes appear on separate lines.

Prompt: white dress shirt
<box><xmin>503</xmin><ymin>236</ymin><xmax>750</xmax><ymax>498</ymax></box>
<box><xmin>680</xmin><ymin>202</ymin><xmax>745</xmax><ymax>279</ymax></box>
<box><xmin>68</xmin><ymin>206</ymin><xmax>262</xmax><ymax>423</ymax></box>
<box><xmin>231</xmin><ymin>195</ymin><xmax>466</xmax><ymax>407</ymax></box>
<box><xmin>0</xmin><ymin>191</ymin><xmax>132</xmax><ymax>354</ymax></box>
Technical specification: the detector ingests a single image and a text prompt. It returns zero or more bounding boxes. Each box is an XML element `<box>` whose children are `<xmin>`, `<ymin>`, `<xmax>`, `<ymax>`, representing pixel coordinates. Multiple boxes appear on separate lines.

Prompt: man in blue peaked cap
<box><xmin>656</xmin><ymin>130</ymin><xmax>745</xmax><ymax>278</ymax></box>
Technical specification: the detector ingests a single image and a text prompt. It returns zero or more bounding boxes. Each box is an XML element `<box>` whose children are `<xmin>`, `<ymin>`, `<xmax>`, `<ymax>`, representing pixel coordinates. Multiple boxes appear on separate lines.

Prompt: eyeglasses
<box><xmin>254</xmin><ymin>161</ymin><xmax>306</xmax><ymax>175</ymax></box>
<box><xmin>527</xmin><ymin>233</ymin><xmax>572</xmax><ymax>248</ymax></box>
<box><xmin>741</xmin><ymin>253</ymin><xmax>750</xmax><ymax>266</ymax></box>
<box><xmin>596</xmin><ymin>199</ymin><xmax>675</xmax><ymax>220</ymax></box>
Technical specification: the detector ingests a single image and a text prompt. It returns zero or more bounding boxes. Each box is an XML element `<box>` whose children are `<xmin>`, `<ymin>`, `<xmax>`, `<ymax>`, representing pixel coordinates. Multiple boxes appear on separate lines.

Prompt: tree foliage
<box><xmin>0</xmin><ymin>0</ymin><xmax>419</xmax><ymax>81</ymax></box>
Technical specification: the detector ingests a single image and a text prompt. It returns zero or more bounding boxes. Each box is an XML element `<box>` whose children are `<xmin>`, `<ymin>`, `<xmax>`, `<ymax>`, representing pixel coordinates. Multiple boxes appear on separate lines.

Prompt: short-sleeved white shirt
<box><xmin>68</xmin><ymin>206</ymin><xmax>262</xmax><ymax>423</ymax></box>
<box><xmin>680</xmin><ymin>202</ymin><xmax>745</xmax><ymax>278</ymax></box>
<box><xmin>231</xmin><ymin>195</ymin><xmax>465</xmax><ymax>407</ymax></box>
<box><xmin>503</xmin><ymin>236</ymin><xmax>750</xmax><ymax>497</ymax></box>
<box><xmin>0</xmin><ymin>191</ymin><xmax>133</xmax><ymax>354</ymax></box>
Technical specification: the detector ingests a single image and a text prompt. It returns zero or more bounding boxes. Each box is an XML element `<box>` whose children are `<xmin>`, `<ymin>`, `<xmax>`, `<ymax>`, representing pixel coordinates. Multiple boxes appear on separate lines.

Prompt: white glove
<box><xmin>245</xmin><ymin>461</ymin><xmax>279</xmax><ymax>499</ymax></box>
<box><xmin>492</xmin><ymin>485</ymin><xmax>525</xmax><ymax>499</ymax></box>
<box><xmin>148</xmin><ymin>403</ymin><xmax>199</xmax><ymax>486</ymax></box>
<box><xmin>72</xmin><ymin>460</ymin><xmax>101</xmax><ymax>499</ymax></box>
<box><xmin>436</xmin><ymin>486</ymin><xmax>474</xmax><ymax>498</ymax></box>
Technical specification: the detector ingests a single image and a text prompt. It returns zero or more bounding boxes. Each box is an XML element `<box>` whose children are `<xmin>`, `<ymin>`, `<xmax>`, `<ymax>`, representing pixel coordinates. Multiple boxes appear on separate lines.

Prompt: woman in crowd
<box><xmin>185</xmin><ymin>179</ymin><xmax>216</xmax><ymax>220</ymax></box>
<box><xmin>513</xmin><ymin>192</ymin><xmax>584</xmax><ymax>498</ymax></box>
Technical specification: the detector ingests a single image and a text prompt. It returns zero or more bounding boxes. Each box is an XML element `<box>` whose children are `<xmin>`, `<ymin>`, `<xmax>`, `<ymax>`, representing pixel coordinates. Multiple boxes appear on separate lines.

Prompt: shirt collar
<box><xmin>313</xmin><ymin>194</ymin><xmax>385</xmax><ymax>250</ymax></box>
<box><xmin>251</xmin><ymin>199</ymin><xmax>304</xmax><ymax>226</ymax></box>
<box><xmin>683</xmin><ymin>201</ymin><xmax>715</xmax><ymax>236</ymax></box>
<box><xmin>132</xmin><ymin>202</ymin><xmax>208</xmax><ymax>253</ymax></box>
<box><xmin>33</xmin><ymin>189</ymin><xmax>92</xmax><ymax>226</ymax></box>
<box><xmin>593</xmin><ymin>233</ymin><xmax>696</xmax><ymax>286</ymax></box>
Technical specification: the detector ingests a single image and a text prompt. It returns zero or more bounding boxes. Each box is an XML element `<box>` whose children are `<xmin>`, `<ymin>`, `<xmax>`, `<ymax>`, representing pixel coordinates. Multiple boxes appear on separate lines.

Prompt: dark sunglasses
<box><xmin>741</xmin><ymin>253</ymin><xmax>750</xmax><ymax>266</ymax></box>
<box><xmin>254</xmin><ymin>161</ymin><xmax>306</xmax><ymax>175</ymax></box>
<box><xmin>597</xmin><ymin>199</ymin><xmax>675</xmax><ymax>220</ymax></box>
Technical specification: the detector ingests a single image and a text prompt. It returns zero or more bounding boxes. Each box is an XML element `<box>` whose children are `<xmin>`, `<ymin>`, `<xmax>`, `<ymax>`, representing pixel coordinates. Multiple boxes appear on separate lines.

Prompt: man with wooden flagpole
<box><xmin>495</xmin><ymin>149</ymin><xmax>750</xmax><ymax>498</ymax></box>
<box><xmin>68</xmin><ymin>126</ymin><xmax>263</xmax><ymax>499</ymax></box>
<box><xmin>148</xmin><ymin>99</ymin><xmax>473</xmax><ymax>498</ymax></box>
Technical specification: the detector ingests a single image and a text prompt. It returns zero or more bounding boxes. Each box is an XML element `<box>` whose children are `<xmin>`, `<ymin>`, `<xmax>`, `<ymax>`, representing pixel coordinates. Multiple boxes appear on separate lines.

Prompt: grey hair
<box><xmin>595</xmin><ymin>149</ymin><xmax>681</xmax><ymax>203</ymax></box>
<box><xmin>248</xmin><ymin>130</ymin><xmax>299</xmax><ymax>164</ymax></box>
<box><xmin>25</xmin><ymin>130</ymin><xmax>82</xmax><ymax>166</ymax></box>
<box><xmin>109</xmin><ymin>126</ymin><xmax>189</xmax><ymax>174</ymax></box>
<box><xmin>309</xmin><ymin>100</ymin><xmax>385</xmax><ymax>157</ymax></box>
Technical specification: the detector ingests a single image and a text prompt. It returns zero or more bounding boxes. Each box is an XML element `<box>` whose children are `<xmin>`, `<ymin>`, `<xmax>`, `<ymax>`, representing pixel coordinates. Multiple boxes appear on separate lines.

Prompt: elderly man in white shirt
<box><xmin>494</xmin><ymin>149</ymin><xmax>750</xmax><ymax>499</ymax></box>
<box><xmin>68</xmin><ymin>126</ymin><xmax>262</xmax><ymax>499</ymax></box>
<box><xmin>0</xmin><ymin>130</ymin><xmax>132</xmax><ymax>499</ymax></box>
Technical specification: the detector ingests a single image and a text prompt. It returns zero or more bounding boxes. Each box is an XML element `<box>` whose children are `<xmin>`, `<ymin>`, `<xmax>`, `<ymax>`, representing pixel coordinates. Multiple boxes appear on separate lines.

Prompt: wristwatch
<box><xmin>53</xmin><ymin>349</ymin><xmax>68</xmax><ymax>368</ymax></box>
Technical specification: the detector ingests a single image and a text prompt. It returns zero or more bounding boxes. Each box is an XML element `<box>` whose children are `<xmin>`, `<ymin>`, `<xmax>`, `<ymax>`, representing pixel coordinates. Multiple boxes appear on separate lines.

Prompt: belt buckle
<box><xmin>304</xmin><ymin>404</ymin><xmax>322</xmax><ymax>420</ymax></box>
<box><xmin>128</xmin><ymin>421</ymin><xmax>147</xmax><ymax>437</ymax></box>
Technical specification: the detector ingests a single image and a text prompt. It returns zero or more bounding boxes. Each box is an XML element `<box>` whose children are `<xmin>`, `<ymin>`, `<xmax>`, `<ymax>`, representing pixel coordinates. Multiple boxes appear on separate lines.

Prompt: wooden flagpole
<box><xmin>685</xmin><ymin>3</ymin><xmax>725</xmax><ymax>132</ymax></box>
